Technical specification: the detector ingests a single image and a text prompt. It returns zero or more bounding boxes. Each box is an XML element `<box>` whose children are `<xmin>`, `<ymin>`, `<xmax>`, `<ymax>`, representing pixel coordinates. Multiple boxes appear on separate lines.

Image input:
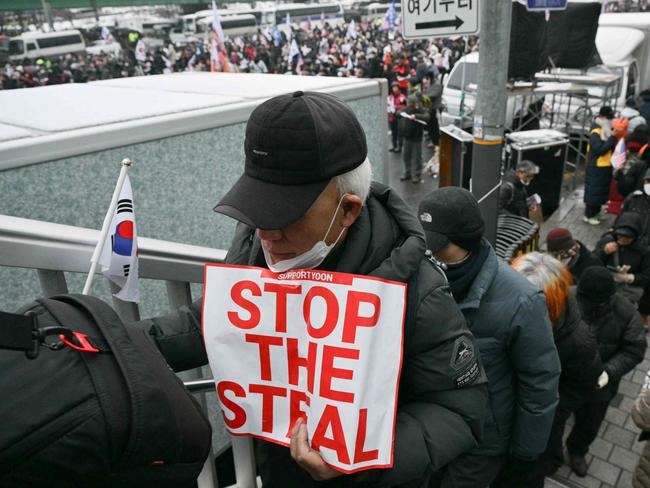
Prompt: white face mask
<box><xmin>262</xmin><ymin>195</ymin><xmax>347</xmax><ymax>273</ymax></box>
<box><xmin>644</xmin><ymin>183</ymin><xmax>650</xmax><ymax>195</ymax></box>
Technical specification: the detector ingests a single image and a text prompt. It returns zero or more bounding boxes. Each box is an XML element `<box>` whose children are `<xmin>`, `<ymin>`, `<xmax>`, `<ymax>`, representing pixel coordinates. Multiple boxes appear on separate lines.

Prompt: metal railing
<box><xmin>0</xmin><ymin>214</ymin><xmax>257</xmax><ymax>488</ymax></box>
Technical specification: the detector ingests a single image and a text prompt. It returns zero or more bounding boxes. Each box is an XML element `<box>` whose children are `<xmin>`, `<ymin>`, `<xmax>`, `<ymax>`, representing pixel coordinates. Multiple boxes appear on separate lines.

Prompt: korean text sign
<box><xmin>202</xmin><ymin>264</ymin><xmax>406</xmax><ymax>473</ymax></box>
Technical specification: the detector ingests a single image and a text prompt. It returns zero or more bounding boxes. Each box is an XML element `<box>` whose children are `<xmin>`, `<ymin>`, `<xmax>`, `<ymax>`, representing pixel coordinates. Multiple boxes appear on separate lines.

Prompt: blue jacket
<box><xmin>454</xmin><ymin>244</ymin><xmax>561</xmax><ymax>459</ymax></box>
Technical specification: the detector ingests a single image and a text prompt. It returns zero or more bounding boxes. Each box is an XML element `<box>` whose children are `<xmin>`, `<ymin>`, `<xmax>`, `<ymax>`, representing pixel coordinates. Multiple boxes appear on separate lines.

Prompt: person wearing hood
<box><xmin>511</xmin><ymin>254</ymin><xmax>602</xmax><ymax>485</ymax></box>
<box><xmin>594</xmin><ymin>211</ymin><xmax>650</xmax><ymax>312</ymax></box>
<box><xmin>584</xmin><ymin>106</ymin><xmax>623</xmax><ymax>225</ymax></box>
<box><xmin>419</xmin><ymin>188</ymin><xmax>560</xmax><ymax>488</ymax></box>
<box><xmin>623</xmin><ymin>167</ymin><xmax>650</xmax><ymax>248</ymax></box>
<box><xmin>397</xmin><ymin>92</ymin><xmax>429</xmax><ymax>184</ymax></box>
<box><xmin>498</xmin><ymin>159</ymin><xmax>540</xmax><ymax>218</ymax></box>
<box><xmin>133</xmin><ymin>91</ymin><xmax>488</xmax><ymax>487</ymax></box>
<box><xmin>566</xmin><ymin>267</ymin><xmax>647</xmax><ymax>477</ymax></box>
<box><xmin>546</xmin><ymin>228</ymin><xmax>602</xmax><ymax>283</ymax></box>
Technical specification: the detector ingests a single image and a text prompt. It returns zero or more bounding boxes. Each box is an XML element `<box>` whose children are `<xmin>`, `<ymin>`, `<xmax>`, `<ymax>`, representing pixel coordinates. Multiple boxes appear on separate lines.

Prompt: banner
<box><xmin>203</xmin><ymin>264</ymin><xmax>406</xmax><ymax>473</ymax></box>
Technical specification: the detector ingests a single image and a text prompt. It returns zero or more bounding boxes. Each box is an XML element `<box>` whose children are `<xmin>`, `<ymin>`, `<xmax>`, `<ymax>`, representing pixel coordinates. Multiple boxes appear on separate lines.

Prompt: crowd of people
<box><xmin>0</xmin><ymin>20</ymin><xmax>474</xmax><ymax>90</ymax></box>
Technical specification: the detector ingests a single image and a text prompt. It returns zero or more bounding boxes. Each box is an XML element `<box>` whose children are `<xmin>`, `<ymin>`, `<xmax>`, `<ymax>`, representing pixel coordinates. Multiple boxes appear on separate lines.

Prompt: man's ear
<box><xmin>340</xmin><ymin>194</ymin><xmax>363</xmax><ymax>228</ymax></box>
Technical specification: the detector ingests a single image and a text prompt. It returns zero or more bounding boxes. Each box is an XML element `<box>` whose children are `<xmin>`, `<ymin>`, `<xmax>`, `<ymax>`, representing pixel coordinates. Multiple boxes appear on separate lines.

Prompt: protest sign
<box><xmin>202</xmin><ymin>264</ymin><xmax>406</xmax><ymax>473</ymax></box>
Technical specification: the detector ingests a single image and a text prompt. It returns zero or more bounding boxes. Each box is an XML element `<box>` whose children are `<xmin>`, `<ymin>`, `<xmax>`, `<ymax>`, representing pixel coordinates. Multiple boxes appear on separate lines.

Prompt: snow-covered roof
<box><xmin>0</xmin><ymin>72</ymin><xmax>382</xmax><ymax>170</ymax></box>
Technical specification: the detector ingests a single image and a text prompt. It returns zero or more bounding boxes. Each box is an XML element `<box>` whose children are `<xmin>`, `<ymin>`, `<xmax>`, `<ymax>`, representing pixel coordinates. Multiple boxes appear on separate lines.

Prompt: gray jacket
<box><xmin>452</xmin><ymin>244</ymin><xmax>561</xmax><ymax>459</ymax></box>
<box><xmin>137</xmin><ymin>183</ymin><xmax>488</xmax><ymax>487</ymax></box>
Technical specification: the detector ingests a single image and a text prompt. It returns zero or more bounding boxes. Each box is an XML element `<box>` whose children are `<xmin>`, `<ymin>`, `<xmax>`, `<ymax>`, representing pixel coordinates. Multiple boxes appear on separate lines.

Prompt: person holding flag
<box><xmin>101</xmin><ymin>26</ymin><xmax>114</xmax><ymax>44</ymax></box>
<box><xmin>210</xmin><ymin>0</ymin><xmax>230</xmax><ymax>73</ymax></box>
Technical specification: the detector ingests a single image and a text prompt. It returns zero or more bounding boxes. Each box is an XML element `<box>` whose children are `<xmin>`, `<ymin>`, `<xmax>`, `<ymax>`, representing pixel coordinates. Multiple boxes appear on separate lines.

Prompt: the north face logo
<box><xmin>252</xmin><ymin>149</ymin><xmax>269</xmax><ymax>156</ymax></box>
<box><xmin>420</xmin><ymin>212</ymin><xmax>432</xmax><ymax>223</ymax></box>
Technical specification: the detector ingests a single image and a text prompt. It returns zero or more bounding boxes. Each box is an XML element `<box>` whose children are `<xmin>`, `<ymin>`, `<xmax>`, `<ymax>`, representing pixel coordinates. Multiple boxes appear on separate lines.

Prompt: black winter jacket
<box><xmin>397</xmin><ymin>106</ymin><xmax>429</xmax><ymax>141</ymax></box>
<box><xmin>498</xmin><ymin>169</ymin><xmax>529</xmax><ymax>218</ymax></box>
<box><xmin>623</xmin><ymin>192</ymin><xmax>650</xmax><ymax>248</ymax></box>
<box><xmin>574</xmin><ymin>290</ymin><xmax>646</xmax><ymax>402</ymax></box>
<box><xmin>567</xmin><ymin>241</ymin><xmax>603</xmax><ymax>283</ymax></box>
<box><xmin>553</xmin><ymin>296</ymin><xmax>602</xmax><ymax>405</ymax></box>
<box><xmin>137</xmin><ymin>183</ymin><xmax>488</xmax><ymax>488</ymax></box>
<box><xmin>594</xmin><ymin>212</ymin><xmax>650</xmax><ymax>290</ymax></box>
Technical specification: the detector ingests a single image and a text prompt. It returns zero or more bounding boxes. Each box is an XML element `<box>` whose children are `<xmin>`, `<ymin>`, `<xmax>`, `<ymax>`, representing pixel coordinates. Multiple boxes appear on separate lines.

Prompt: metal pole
<box><xmin>41</xmin><ymin>0</ymin><xmax>53</xmax><ymax>31</ymax></box>
<box><xmin>470</xmin><ymin>0</ymin><xmax>512</xmax><ymax>245</ymax></box>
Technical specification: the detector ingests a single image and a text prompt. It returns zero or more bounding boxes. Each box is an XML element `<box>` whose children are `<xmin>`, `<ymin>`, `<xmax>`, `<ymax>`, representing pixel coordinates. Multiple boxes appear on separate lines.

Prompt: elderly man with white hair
<box><xmin>136</xmin><ymin>91</ymin><xmax>488</xmax><ymax>488</ymax></box>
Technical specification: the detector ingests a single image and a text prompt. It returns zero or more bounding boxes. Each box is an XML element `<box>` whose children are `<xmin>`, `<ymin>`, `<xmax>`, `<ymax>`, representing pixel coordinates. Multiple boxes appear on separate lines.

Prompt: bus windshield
<box><xmin>9</xmin><ymin>39</ymin><xmax>23</xmax><ymax>55</ymax></box>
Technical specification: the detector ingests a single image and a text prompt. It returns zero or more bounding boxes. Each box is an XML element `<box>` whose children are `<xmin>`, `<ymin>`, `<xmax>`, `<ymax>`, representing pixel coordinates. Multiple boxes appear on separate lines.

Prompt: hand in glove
<box><xmin>613</xmin><ymin>272</ymin><xmax>634</xmax><ymax>284</ymax></box>
<box><xmin>598</xmin><ymin>371</ymin><xmax>609</xmax><ymax>389</ymax></box>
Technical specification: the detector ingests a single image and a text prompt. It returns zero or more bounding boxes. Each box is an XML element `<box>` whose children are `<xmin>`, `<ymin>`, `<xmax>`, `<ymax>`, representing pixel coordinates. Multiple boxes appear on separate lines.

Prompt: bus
<box><xmin>196</xmin><ymin>14</ymin><xmax>259</xmax><ymax>38</ymax></box>
<box><xmin>275</xmin><ymin>3</ymin><xmax>345</xmax><ymax>27</ymax></box>
<box><xmin>9</xmin><ymin>30</ymin><xmax>86</xmax><ymax>61</ymax></box>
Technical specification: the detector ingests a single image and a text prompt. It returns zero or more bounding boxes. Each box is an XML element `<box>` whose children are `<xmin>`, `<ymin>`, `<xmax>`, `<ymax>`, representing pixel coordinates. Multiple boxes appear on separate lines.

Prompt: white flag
<box><xmin>347</xmin><ymin>19</ymin><xmax>358</xmax><ymax>39</ymax></box>
<box><xmin>101</xmin><ymin>26</ymin><xmax>114</xmax><ymax>43</ymax></box>
<box><xmin>135</xmin><ymin>39</ymin><xmax>146</xmax><ymax>62</ymax></box>
<box><xmin>98</xmin><ymin>174</ymin><xmax>140</xmax><ymax>302</ymax></box>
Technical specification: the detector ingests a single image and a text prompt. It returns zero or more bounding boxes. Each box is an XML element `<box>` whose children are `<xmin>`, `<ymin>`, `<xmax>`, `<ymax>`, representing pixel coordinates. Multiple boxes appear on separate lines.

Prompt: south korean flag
<box><xmin>98</xmin><ymin>174</ymin><xmax>140</xmax><ymax>302</ymax></box>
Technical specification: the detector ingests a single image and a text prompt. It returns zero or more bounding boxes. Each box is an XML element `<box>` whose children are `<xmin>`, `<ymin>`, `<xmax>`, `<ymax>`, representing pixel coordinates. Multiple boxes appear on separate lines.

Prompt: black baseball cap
<box><xmin>214</xmin><ymin>91</ymin><xmax>367</xmax><ymax>230</ymax></box>
<box><xmin>417</xmin><ymin>187</ymin><xmax>486</xmax><ymax>253</ymax></box>
<box><xmin>599</xmin><ymin>106</ymin><xmax>615</xmax><ymax>120</ymax></box>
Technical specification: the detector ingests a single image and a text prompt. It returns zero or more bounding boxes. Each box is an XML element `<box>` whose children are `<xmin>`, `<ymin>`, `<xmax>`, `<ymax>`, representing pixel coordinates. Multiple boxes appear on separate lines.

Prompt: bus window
<box><xmin>27</xmin><ymin>42</ymin><xmax>37</xmax><ymax>51</ymax></box>
<box><xmin>36</xmin><ymin>34</ymin><xmax>83</xmax><ymax>49</ymax></box>
<box><xmin>183</xmin><ymin>18</ymin><xmax>196</xmax><ymax>33</ymax></box>
<box><xmin>9</xmin><ymin>39</ymin><xmax>23</xmax><ymax>55</ymax></box>
<box><xmin>626</xmin><ymin>62</ymin><xmax>639</xmax><ymax>101</ymax></box>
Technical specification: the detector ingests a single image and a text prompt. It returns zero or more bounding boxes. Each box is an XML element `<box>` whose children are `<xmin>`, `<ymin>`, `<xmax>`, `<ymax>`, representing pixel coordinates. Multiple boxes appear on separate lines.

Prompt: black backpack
<box><xmin>0</xmin><ymin>294</ymin><xmax>211</xmax><ymax>488</ymax></box>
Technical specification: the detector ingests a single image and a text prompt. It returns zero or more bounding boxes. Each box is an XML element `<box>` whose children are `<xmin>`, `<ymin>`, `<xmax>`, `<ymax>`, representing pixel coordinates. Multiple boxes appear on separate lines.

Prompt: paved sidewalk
<box><xmin>540</xmin><ymin>189</ymin><xmax>650</xmax><ymax>488</ymax></box>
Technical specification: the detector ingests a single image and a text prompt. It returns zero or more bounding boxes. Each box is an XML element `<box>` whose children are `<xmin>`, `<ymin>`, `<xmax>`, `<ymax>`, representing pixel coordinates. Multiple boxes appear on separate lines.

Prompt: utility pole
<box><xmin>469</xmin><ymin>0</ymin><xmax>512</xmax><ymax>244</ymax></box>
<box><xmin>41</xmin><ymin>0</ymin><xmax>53</xmax><ymax>31</ymax></box>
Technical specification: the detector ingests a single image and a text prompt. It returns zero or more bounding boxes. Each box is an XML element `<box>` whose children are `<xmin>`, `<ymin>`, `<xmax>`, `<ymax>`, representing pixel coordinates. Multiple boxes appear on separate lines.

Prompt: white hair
<box><xmin>335</xmin><ymin>157</ymin><xmax>373</xmax><ymax>204</ymax></box>
<box><xmin>511</xmin><ymin>251</ymin><xmax>567</xmax><ymax>292</ymax></box>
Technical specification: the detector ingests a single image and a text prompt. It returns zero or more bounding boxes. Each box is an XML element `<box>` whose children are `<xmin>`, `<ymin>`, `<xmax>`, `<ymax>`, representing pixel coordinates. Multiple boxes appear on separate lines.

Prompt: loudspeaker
<box><xmin>439</xmin><ymin>125</ymin><xmax>473</xmax><ymax>189</ymax></box>
<box><xmin>544</xmin><ymin>2</ymin><xmax>602</xmax><ymax>70</ymax></box>
<box><xmin>509</xmin><ymin>2</ymin><xmax>547</xmax><ymax>80</ymax></box>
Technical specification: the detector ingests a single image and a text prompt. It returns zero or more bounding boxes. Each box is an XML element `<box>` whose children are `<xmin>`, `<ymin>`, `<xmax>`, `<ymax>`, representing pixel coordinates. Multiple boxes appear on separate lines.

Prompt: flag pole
<box><xmin>82</xmin><ymin>158</ymin><xmax>132</xmax><ymax>295</ymax></box>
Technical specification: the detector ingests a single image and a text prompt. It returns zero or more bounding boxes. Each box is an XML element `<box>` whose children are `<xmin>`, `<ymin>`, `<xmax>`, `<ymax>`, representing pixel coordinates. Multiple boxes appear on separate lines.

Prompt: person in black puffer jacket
<box><xmin>565</xmin><ymin>267</ymin><xmax>647</xmax><ymax>478</ymax></box>
<box><xmin>397</xmin><ymin>93</ymin><xmax>430</xmax><ymax>184</ymax></box>
<box><xmin>546</xmin><ymin>228</ymin><xmax>603</xmax><ymax>284</ymax></box>
<box><xmin>498</xmin><ymin>160</ymin><xmax>539</xmax><ymax>218</ymax></box>
<box><xmin>512</xmin><ymin>254</ymin><xmax>602</xmax><ymax>486</ymax></box>
<box><xmin>622</xmin><ymin>168</ymin><xmax>650</xmax><ymax>250</ymax></box>
<box><xmin>134</xmin><ymin>91</ymin><xmax>488</xmax><ymax>488</ymax></box>
<box><xmin>594</xmin><ymin>211</ymin><xmax>650</xmax><ymax>316</ymax></box>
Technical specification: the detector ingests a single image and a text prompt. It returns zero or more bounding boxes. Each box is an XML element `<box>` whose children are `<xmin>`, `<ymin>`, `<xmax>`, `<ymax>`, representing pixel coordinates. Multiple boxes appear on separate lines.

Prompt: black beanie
<box><xmin>577</xmin><ymin>266</ymin><xmax>616</xmax><ymax>303</ymax></box>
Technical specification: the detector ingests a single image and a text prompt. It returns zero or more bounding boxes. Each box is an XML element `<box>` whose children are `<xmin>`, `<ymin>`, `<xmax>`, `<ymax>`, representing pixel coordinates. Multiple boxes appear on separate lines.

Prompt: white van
<box><xmin>9</xmin><ymin>30</ymin><xmax>86</xmax><ymax>61</ymax></box>
<box><xmin>440</xmin><ymin>52</ymin><xmax>544</xmax><ymax>130</ymax></box>
<box><xmin>597</xmin><ymin>13</ymin><xmax>650</xmax><ymax>107</ymax></box>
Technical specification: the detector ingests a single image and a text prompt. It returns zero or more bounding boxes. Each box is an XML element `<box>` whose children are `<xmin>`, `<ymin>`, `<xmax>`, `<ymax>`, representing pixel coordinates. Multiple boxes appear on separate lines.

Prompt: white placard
<box><xmin>202</xmin><ymin>264</ymin><xmax>407</xmax><ymax>474</ymax></box>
